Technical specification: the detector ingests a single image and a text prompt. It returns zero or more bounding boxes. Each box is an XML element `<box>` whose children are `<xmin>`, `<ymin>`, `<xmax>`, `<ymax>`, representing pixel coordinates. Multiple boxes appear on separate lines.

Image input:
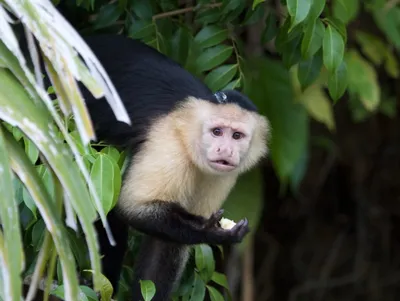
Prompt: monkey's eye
<box><xmin>212</xmin><ymin>128</ymin><xmax>223</xmax><ymax>136</ymax></box>
<box><xmin>232</xmin><ymin>132</ymin><xmax>243</xmax><ymax>140</ymax></box>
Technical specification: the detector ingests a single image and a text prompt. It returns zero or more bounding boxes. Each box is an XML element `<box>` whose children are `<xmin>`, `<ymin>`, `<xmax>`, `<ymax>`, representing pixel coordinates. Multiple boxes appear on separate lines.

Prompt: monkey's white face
<box><xmin>199</xmin><ymin>117</ymin><xmax>253</xmax><ymax>174</ymax></box>
<box><xmin>175</xmin><ymin>98</ymin><xmax>269</xmax><ymax>176</ymax></box>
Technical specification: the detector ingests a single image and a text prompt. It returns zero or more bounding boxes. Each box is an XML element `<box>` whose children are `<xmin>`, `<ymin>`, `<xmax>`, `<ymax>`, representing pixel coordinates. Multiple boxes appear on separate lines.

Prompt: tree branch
<box><xmin>152</xmin><ymin>2</ymin><xmax>222</xmax><ymax>21</ymax></box>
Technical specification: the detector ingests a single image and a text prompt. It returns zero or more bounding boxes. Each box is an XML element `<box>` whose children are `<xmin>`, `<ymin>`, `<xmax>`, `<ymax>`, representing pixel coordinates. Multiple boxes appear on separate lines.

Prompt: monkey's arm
<box><xmin>117</xmin><ymin>201</ymin><xmax>248</xmax><ymax>245</ymax></box>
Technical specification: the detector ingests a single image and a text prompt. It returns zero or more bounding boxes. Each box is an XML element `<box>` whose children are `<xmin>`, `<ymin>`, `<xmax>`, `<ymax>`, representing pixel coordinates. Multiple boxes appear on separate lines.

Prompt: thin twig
<box><xmin>241</xmin><ymin>237</ymin><xmax>255</xmax><ymax>301</ymax></box>
<box><xmin>152</xmin><ymin>2</ymin><xmax>222</xmax><ymax>21</ymax></box>
<box><xmin>256</xmin><ymin>233</ymin><xmax>280</xmax><ymax>301</ymax></box>
<box><xmin>315</xmin><ymin>232</ymin><xmax>347</xmax><ymax>300</ymax></box>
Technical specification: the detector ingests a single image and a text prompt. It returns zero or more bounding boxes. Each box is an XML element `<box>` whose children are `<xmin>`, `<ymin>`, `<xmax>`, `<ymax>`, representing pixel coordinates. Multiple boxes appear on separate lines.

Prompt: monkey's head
<box><xmin>176</xmin><ymin>91</ymin><xmax>270</xmax><ymax>176</ymax></box>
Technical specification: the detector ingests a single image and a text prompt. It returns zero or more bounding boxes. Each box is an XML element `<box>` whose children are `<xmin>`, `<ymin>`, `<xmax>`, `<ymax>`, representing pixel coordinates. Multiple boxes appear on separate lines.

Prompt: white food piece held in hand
<box><xmin>219</xmin><ymin>217</ymin><xmax>237</xmax><ymax>230</ymax></box>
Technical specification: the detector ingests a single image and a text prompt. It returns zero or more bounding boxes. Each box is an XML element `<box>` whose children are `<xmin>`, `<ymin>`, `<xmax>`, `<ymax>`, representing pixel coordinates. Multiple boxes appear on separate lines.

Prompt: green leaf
<box><xmin>211</xmin><ymin>272</ymin><xmax>229</xmax><ymax>289</ymax></box>
<box><xmin>262</xmin><ymin>12</ymin><xmax>279</xmax><ymax>43</ymax></box>
<box><xmin>195</xmin><ymin>45</ymin><xmax>233</xmax><ymax>72</ymax></box>
<box><xmin>354</xmin><ymin>31</ymin><xmax>387</xmax><ymax>66</ymax></box>
<box><xmin>221</xmin><ymin>0</ymin><xmax>242</xmax><ymax>15</ymax></box>
<box><xmin>301</xmin><ymin>19</ymin><xmax>325</xmax><ymax>59</ymax></box>
<box><xmin>98</xmin><ymin>273</ymin><xmax>113</xmax><ymax>301</ymax></box>
<box><xmin>289</xmin><ymin>148</ymin><xmax>309</xmax><ymax>193</ymax></box>
<box><xmin>323</xmin><ymin>17</ymin><xmax>347</xmax><ymax>43</ymax></box>
<box><xmin>57</xmin><ymin>259</ymin><xmax>63</xmax><ymax>285</ymax></box>
<box><xmin>69</xmin><ymin>130</ymin><xmax>85</xmax><ymax>155</ymax></box>
<box><xmin>345</xmin><ymin>50</ymin><xmax>380</xmax><ymax>111</ymax></box>
<box><xmin>207</xmin><ymin>286</ymin><xmax>225</xmax><ymax>301</ymax></box>
<box><xmin>84</xmin><ymin>270</ymin><xmax>113</xmax><ymax>301</ymax></box>
<box><xmin>308</xmin><ymin>0</ymin><xmax>326</xmax><ymax>20</ymax></box>
<box><xmin>195</xmin><ymin>245</ymin><xmax>215</xmax><ymax>282</ymax></box>
<box><xmin>252</xmin><ymin>0</ymin><xmax>266</xmax><ymax>9</ymax></box>
<box><xmin>194</xmin><ymin>26</ymin><xmax>229</xmax><ymax>49</ymax></box>
<box><xmin>223</xmin><ymin>1</ymin><xmax>247</xmax><ymax>23</ymax></box>
<box><xmin>322</xmin><ymin>24</ymin><xmax>345</xmax><ymax>73</ymax></box>
<box><xmin>67</xmin><ymin>231</ymin><xmax>88</xmax><ymax>269</ymax></box>
<box><xmin>384</xmin><ymin>50</ymin><xmax>399</xmax><ymax>78</ymax></box>
<box><xmin>327</xmin><ymin>60</ymin><xmax>348</xmax><ymax>102</ymax></box>
<box><xmin>131</xmin><ymin>0</ymin><xmax>154</xmax><ymax>19</ymax></box>
<box><xmin>287</xmin><ymin>0</ymin><xmax>312</xmax><ymax>30</ymax></box>
<box><xmin>140</xmin><ymin>280</ymin><xmax>156</xmax><ymax>301</ymax></box>
<box><xmin>195</xmin><ymin>8</ymin><xmax>221</xmax><ymax>25</ymax></box>
<box><xmin>298</xmin><ymin>50</ymin><xmax>323</xmax><ymax>90</ymax></box>
<box><xmin>244</xmin><ymin>58</ymin><xmax>309</xmax><ymax>182</ymax></box>
<box><xmin>90</xmin><ymin>153</ymin><xmax>121</xmax><ymax>214</ymax></box>
<box><xmin>275</xmin><ymin>17</ymin><xmax>303</xmax><ymax>54</ymax></box>
<box><xmin>12</xmin><ymin>126</ymin><xmax>23</xmax><ymax>141</ymax></box>
<box><xmin>80</xmin><ymin>286</ymin><xmax>99</xmax><ymax>301</ymax></box>
<box><xmin>23</xmin><ymin>185</ymin><xmax>38</xmax><ymax>218</ymax></box>
<box><xmin>282</xmin><ymin>35</ymin><xmax>302</xmax><ymax>68</ymax></box>
<box><xmin>53</xmin><ymin>285</ymin><xmax>91</xmax><ymax>301</ymax></box>
<box><xmin>51</xmin><ymin>285</ymin><xmax>66</xmax><ymax>300</ymax></box>
<box><xmin>128</xmin><ymin>19</ymin><xmax>155</xmax><ymax>40</ymax></box>
<box><xmin>373</xmin><ymin>7</ymin><xmax>400</xmax><ymax>49</ymax></box>
<box><xmin>190</xmin><ymin>273</ymin><xmax>206</xmax><ymax>301</ymax></box>
<box><xmin>172</xmin><ymin>269</ymin><xmax>195</xmax><ymax>298</ymax></box>
<box><xmin>243</xmin><ymin>3</ymin><xmax>265</xmax><ymax>25</ymax></box>
<box><xmin>12</xmin><ymin>175</ymin><xmax>24</xmax><ymax>206</ymax></box>
<box><xmin>170</xmin><ymin>27</ymin><xmax>192</xmax><ymax>66</ymax></box>
<box><xmin>24</xmin><ymin>136</ymin><xmax>40</xmax><ymax>164</ymax></box>
<box><xmin>204</xmin><ymin>64</ymin><xmax>238</xmax><ymax>92</ymax></box>
<box><xmin>100</xmin><ymin>146</ymin><xmax>120</xmax><ymax>164</ymax></box>
<box><xmin>332</xmin><ymin>0</ymin><xmax>359</xmax><ymax>24</ymax></box>
<box><xmin>158</xmin><ymin>0</ymin><xmax>178</xmax><ymax>11</ymax></box>
<box><xmin>222</xmin><ymin>78</ymin><xmax>241</xmax><ymax>91</ymax></box>
<box><xmin>93</xmin><ymin>3</ymin><xmax>123</xmax><ymax>29</ymax></box>
<box><xmin>298</xmin><ymin>85</ymin><xmax>336</xmax><ymax>131</ymax></box>
<box><xmin>0</xmin><ymin>126</ymin><xmax>24</xmax><ymax>301</ymax></box>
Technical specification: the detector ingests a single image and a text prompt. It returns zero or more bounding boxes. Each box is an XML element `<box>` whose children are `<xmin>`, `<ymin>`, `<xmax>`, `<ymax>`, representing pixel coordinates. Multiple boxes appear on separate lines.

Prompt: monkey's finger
<box><xmin>238</xmin><ymin>218</ymin><xmax>250</xmax><ymax>236</ymax></box>
<box><xmin>204</xmin><ymin>209</ymin><xmax>224</xmax><ymax>228</ymax></box>
<box><xmin>232</xmin><ymin>218</ymin><xmax>250</xmax><ymax>239</ymax></box>
<box><xmin>231</xmin><ymin>219</ymin><xmax>246</xmax><ymax>235</ymax></box>
<box><xmin>215</xmin><ymin>209</ymin><xmax>224</xmax><ymax>218</ymax></box>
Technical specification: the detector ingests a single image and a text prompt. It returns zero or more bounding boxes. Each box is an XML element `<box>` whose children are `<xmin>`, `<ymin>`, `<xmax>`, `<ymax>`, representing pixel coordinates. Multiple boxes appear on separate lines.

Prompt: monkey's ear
<box><xmin>241</xmin><ymin>113</ymin><xmax>270</xmax><ymax>171</ymax></box>
<box><xmin>258</xmin><ymin>114</ymin><xmax>271</xmax><ymax>140</ymax></box>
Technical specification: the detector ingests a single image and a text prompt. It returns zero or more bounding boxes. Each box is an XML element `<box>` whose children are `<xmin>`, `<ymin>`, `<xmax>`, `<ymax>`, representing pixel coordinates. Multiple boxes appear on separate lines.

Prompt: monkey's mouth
<box><xmin>215</xmin><ymin>160</ymin><xmax>230</xmax><ymax>165</ymax></box>
<box><xmin>209</xmin><ymin>159</ymin><xmax>237</xmax><ymax>172</ymax></box>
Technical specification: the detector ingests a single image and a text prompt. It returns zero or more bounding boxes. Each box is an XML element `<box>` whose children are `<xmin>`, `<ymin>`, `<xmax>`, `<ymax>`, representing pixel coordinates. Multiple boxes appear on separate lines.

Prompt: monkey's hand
<box><xmin>214</xmin><ymin>218</ymin><xmax>250</xmax><ymax>244</ymax></box>
<box><xmin>201</xmin><ymin>210</ymin><xmax>250</xmax><ymax>244</ymax></box>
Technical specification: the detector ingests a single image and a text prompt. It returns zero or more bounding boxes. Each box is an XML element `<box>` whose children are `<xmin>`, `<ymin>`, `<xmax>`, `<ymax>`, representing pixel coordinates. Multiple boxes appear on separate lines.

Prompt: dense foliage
<box><xmin>0</xmin><ymin>0</ymin><xmax>398</xmax><ymax>300</ymax></box>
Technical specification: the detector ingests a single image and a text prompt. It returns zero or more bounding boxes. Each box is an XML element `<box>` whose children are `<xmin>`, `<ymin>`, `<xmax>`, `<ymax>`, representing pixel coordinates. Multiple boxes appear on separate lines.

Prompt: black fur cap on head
<box><xmin>211</xmin><ymin>89</ymin><xmax>258</xmax><ymax>113</ymax></box>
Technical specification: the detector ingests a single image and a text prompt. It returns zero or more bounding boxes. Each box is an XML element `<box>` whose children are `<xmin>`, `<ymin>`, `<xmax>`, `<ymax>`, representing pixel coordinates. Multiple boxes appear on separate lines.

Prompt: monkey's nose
<box><xmin>216</xmin><ymin>147</ymin><xmax>233</xmax><ymax>157</ymax></box>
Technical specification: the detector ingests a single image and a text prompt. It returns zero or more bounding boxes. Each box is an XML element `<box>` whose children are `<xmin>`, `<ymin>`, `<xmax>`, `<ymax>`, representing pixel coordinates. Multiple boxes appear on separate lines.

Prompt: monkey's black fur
<box><xmin>80</xmin><ymin>35</ymin><xmax>258</xmax><ymax>148</ymax></box>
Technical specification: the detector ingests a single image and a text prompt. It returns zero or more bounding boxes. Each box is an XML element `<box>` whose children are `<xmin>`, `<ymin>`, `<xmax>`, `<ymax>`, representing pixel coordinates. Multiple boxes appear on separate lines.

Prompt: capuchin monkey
<box><xmin>80</xmin><ymin>35</ymin><xmax>270</xmax><ymax>301</ymax></box>
<box><xmin>21</xmin><ymin>33</ymin><xmax>270</xmax><ymax>301</ymax></box>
